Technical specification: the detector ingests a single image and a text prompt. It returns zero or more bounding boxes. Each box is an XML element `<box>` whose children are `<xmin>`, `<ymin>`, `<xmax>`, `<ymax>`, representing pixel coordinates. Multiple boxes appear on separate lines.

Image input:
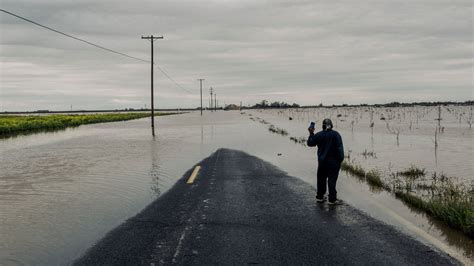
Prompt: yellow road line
<box><xmin>186</xmin><ymin>166</ymin><xmax>201</xmax><ymax>184</ymax></box>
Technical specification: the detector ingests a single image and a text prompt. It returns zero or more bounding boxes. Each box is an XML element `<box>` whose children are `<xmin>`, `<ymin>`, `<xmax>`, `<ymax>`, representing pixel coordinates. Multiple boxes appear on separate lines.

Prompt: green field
<box><xmin>0</xmin><ymin>113</ymin><xmax>171</xmax><ymax>137</ymax></box>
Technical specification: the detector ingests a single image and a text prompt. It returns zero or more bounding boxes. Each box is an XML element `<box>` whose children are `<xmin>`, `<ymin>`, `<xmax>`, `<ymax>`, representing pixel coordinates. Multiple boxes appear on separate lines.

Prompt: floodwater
<box><xmin>0</xmin><ymin>110</ymin><xmax>472</xmax><ymax>265</ymax></box>
<box><xmin>250</xmin><ymin>106</ymin><xmax>474</xmax><ymax>182</ymax></box>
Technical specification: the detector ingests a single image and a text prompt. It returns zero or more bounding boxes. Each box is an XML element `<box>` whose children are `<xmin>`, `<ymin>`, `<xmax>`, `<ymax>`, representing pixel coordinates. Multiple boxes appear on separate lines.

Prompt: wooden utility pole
<box><xmin>141</xmin><ymin>35</ymin><xmax>163</xmax><ymax>136</ymax></box>
<box><xmin>197</xmin><ymin>79</ymin><xmax>205</xmax><ymax>116</ymax></box>
<box><xmin>215</xmin><ymin>93</ymin><xmax>217</xmax><ymax>111</ymax></box>
<box><xmin>210</xmin><ymin>87</ymin><xmax>214</xmax><ymax>112</ymax></box>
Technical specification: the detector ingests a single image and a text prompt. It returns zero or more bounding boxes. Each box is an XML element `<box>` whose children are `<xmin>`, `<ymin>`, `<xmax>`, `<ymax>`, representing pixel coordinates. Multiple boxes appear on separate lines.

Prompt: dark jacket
<box><xmin>307</xmin><ymin>129</ymin><xmax>344</xmax><ymax>163</ymax></box>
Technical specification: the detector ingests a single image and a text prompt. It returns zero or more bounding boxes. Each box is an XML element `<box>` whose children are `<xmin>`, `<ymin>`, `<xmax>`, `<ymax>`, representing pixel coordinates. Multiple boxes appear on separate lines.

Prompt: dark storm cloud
<box><xmin>0</xmin><ymin>0</ymin><xmax>472</xmax><ymax>111</ymax></box>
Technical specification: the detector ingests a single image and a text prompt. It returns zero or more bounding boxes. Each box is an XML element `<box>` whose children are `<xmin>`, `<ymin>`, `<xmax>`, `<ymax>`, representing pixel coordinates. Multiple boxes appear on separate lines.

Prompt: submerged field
<box><xmin>244</xmin><ymin>105</ymin><xmax>474</xmax><ymax>237</ymax></box>
<box><xmin>0</xmin><ymin>113</ymin><xmax>172</xmax><ymax>137</ymax></box>
<box><xmin>1</xmin><ymin>110</ymin><xmax>472</xmax><ymax>264</ymax></box>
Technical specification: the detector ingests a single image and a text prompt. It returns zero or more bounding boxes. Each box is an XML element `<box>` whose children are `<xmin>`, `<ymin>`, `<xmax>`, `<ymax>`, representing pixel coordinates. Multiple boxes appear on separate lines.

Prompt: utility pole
<box><xmin>141</xmin><ymin>35</ymin><xmax>163</xmax><ymax>136</ymax></box>
<box><xmin>215</xmin><ymin>93</ymin><xmax>217</xmax><ymax>111</ymax></box>
<box><xmin>437</xmin><ymin>105</ymin><xmax>442</xmax><ymax>132</ymax></box>
<box><xmin>197</xmin><ymin>79</ymin><xmax>205</xmax><ymax>116</ymax></box>
<box><xmin>210</xmin><ymin>87</ymin><xmax>214</xmax><ymax>112</ymax></box>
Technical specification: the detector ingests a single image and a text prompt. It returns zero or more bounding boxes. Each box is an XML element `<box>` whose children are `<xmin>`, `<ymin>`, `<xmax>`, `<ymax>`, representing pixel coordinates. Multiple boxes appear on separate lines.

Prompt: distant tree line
<box><xmin>252</xmin><ymin>100</ymin><xmax>300</xmax><ymax>108</ymax></box>
<box><xmin>246</xmin><ymin>100</ymin><xmax>472</xmax><ymax>110</ymax></box>
<box><xmin>258</xmin><ymin>100</ymin><xmax>473</xmax><ymax>109</ymax></box>
<box><xmin>375</xmin><ymin>101</ymin><xmax>474</xmax><ymax>107</ymax></box>
<box><xmin>324</xmin><ymin>101</ymin><xmax>474</xmax><ymax>108</ymax></box>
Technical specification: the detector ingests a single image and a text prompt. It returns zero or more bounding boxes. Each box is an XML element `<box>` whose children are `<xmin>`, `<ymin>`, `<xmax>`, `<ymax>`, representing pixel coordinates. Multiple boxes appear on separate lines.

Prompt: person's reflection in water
<box><xmin>149</xmin><ymin>137</ymin><xmax>161</xmax><ymax>196</ymax></box>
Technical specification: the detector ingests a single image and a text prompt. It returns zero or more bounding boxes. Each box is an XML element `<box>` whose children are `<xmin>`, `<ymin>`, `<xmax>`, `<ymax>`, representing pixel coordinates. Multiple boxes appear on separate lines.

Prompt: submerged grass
<box><xmin>397</xmin><ymin>166</ymin><xmax>426</xmax><ymax>179</ymax></box>
<box><xmin>341</xmin><ymin>161</ymin><xmax>366</xmax><ymax>180</ymax></box>
<box><xmin>290</xmin><ymin>136</ymin><xmax>306</xmax><ymax>145</ymax></box>
<box><xmin>361</xmin><ymin>149</ymin><xmax>377</xmax><ymax>158</ymax></box>
<box><xmin>343</xmin><ymin>160</ymin><xmax>472</xmax><ymax>237</ymax></box>
<box><xmin>366</xmin><ymin>169</ymin><xmax>388</xmax><ymax>191</ymax></box>
<box><xmin>0</xmin><ymin>113</ymin><xmax>173</xmax><ymax>137</ymax></box>
<box><xmin>268</xmin><ymin>125</ymin><xmax>288</xmax><ymax>136</ymax></box>
<box><xmin>341</xmin><ymin>161</ymin><xmax>388</xmax><ymax>191</ymax></box>
<box><xmin>395</xmin><ymin>190</ymin><xmax>473</xmax><ymax>237</ymax></box>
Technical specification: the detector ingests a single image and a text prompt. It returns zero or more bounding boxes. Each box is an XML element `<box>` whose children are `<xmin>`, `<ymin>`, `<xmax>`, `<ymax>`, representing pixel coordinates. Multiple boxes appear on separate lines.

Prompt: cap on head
<box><xmin>322</xmin><ymin>118</ymin><xmax>333</xmax><ymax>130</ymax></box>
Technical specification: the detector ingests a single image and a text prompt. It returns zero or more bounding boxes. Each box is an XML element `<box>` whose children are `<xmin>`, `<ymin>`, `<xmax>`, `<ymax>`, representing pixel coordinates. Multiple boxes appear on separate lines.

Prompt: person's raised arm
<box><xmin>307</xmin><ymin>128</ymin><xmax>318</xmax><ymax>147</ymax></box>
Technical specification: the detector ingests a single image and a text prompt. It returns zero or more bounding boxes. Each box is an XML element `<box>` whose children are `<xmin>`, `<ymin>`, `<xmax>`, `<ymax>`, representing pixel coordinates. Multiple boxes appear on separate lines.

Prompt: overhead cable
<box><xmin>0</xmin><ymin>8</ymin><xmax>194</xmax><ymax>94</ymax></box>
<box><xmin>0</xmin><ymin>9</ymin><xmax>149</xmax><ymax>63</ymax></box>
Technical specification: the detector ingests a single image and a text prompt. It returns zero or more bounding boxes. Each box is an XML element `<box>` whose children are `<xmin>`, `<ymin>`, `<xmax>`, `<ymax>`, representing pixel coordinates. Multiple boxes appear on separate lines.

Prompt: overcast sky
<box><xmin>0</xmin><ymin>0</ymin><xmax>472</xmax><ymax>111</ymax></box>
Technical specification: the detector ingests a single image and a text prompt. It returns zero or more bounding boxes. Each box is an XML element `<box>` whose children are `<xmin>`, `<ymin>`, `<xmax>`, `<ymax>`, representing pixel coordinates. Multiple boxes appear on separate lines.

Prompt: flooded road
<box><xmin>75</xmin><ymin>149</ymin><xmax>457</xmax><ymax>265</ymax></box>
<box><xmin>0</xmin><ymin>111</ymin><xmax>472</xmax><ymax>265</ymax></box>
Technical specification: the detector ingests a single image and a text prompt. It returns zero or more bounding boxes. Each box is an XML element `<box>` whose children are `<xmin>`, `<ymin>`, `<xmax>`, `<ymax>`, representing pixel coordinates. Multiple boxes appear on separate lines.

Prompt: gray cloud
<box><xmin>0</xmin><ymin>0</ymin><xmax>472</xmax><ymax>111</ymax></box>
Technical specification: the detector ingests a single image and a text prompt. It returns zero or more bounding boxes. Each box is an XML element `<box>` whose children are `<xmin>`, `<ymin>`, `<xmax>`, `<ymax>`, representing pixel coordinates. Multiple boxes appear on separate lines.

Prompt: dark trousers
<box><xmin>316</xmin><ymin>160</ymin><xmax>341</xmax><ymax>202</ymax></box>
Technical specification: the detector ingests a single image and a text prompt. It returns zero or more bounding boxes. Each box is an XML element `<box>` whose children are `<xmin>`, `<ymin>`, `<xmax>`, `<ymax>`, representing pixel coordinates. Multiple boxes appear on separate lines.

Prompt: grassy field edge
<box><xmin>0</xmin><ymin>112</ymin><xmax>177</xmax><ymax>138</ymax></box>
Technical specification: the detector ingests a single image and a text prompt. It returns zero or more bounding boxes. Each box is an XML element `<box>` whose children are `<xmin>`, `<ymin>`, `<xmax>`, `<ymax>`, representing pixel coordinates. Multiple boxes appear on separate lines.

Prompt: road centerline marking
<box><xmin>186</xmin><ymin>166</ymin><xmax>201</xmax><ymax>184</ymax></box>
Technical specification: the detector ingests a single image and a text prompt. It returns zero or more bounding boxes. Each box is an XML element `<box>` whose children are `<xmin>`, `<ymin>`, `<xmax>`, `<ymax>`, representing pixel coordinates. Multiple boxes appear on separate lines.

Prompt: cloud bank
<box><xmin>0</xmin><ymin>0</ymin><xmax>472</xmax><ymax>111</ymax></box>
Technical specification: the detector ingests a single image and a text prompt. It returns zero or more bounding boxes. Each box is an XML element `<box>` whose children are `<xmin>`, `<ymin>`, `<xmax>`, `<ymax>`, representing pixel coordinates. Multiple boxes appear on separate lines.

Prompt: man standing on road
<box><xmin>307</xmin><ymin>119</ymin><xmax>344</xmax><ymax>205</ymax></box>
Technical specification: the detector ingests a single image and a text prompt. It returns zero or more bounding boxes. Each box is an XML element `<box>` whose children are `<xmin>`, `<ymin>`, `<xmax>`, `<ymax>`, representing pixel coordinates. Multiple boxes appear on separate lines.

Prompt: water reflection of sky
<box><xmin>0</xmin><ymin>111</ymin><xmax>472</xmax><ymax>265</ymax></box>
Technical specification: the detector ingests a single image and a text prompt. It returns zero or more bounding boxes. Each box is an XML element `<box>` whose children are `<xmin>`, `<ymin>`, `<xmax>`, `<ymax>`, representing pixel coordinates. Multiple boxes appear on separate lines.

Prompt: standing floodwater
<box><xmin>0</xmin><ymin>111</ymin><xmax>472</xmax><ymax>265</ymax></box>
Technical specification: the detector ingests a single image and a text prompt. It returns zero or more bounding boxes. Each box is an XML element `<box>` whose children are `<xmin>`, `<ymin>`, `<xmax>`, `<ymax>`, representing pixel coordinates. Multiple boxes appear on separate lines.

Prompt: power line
<box><xmin>0</xmin><ymin>8</ymin><xmax>149</xmax><ymax>63</ymax></box>
<box><xmin>155</xmin><ymin>66</ymin><xmax>193</xmax><ymax>94</ymax></box>
<box><xmin>0</xmin><ymin>8</ymin><xmax>194</xmax><ymax>95</ymax></box>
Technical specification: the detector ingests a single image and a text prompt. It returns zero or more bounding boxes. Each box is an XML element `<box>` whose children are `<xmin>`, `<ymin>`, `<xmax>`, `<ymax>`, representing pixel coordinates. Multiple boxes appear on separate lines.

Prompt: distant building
<box><xmin>224</xmin><ymin>104</ymin><xmax>240</xmax><ymax>110</ymax></box>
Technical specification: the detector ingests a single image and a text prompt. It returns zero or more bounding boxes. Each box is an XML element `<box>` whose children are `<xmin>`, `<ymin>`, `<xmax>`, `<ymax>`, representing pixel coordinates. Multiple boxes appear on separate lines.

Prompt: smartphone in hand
<box><xmin>309</xmin><ymin>122</ymin><xmax>315</xmax><ymax>129</ymax></box>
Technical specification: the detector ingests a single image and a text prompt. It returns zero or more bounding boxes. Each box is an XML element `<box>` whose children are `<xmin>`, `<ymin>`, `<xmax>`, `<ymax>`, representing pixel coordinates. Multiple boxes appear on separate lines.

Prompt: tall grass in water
<box><xmin>0</xmin><ymin>113</ymin><xmax>170</xmax><ymax>137</ymax></box>
<box><xmin>361</xmin><ymin>149</ymin><xmax>376</xmax><ymax>158</ymax></box>
<box><xmin>394</xmin><ymin>174</ymin><xmax>473</xmax><ymax>237</ymax></box>
<box><xmin>289</xmin><ymin>136</ymin><xmax>306</xmax><ymax>145</ymax></box>
<box><xmin>341</xmin><ymin>161</ymin><xmax>366</xmax><ymax>179</ymax></box>
<box><xmin>397</xmin><ymin>166</ymin><xmax>426</xmax><ymax>179</ymax></box>
<box><xmin>268</xmin><ymin>125</ymin><xmax>288</xmax><ymax>136</ymax></box>
<box><xmin>341</xmin><ymin>161</ymin><xmax>388</xmax><ymax>191</ymax></box>
<box><xmin>343</xmin><ymin>160</ymin><xmax>473</xmax><ymax>237</ymax></box>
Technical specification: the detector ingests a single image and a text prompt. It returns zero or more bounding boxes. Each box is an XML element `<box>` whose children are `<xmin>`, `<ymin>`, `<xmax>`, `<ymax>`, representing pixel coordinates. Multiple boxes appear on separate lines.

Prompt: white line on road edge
<box><xmin>172</xmin><ymin>217</ymin><xmax>192</xmax><ymax>263</ymax></box>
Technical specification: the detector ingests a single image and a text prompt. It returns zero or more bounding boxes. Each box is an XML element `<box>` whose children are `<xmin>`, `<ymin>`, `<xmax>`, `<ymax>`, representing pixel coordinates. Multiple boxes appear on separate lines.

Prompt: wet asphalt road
<box><xmin>75</xmin><ymin>148</ymin><xmax>457</xmax><ymax>265</ymax></box>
